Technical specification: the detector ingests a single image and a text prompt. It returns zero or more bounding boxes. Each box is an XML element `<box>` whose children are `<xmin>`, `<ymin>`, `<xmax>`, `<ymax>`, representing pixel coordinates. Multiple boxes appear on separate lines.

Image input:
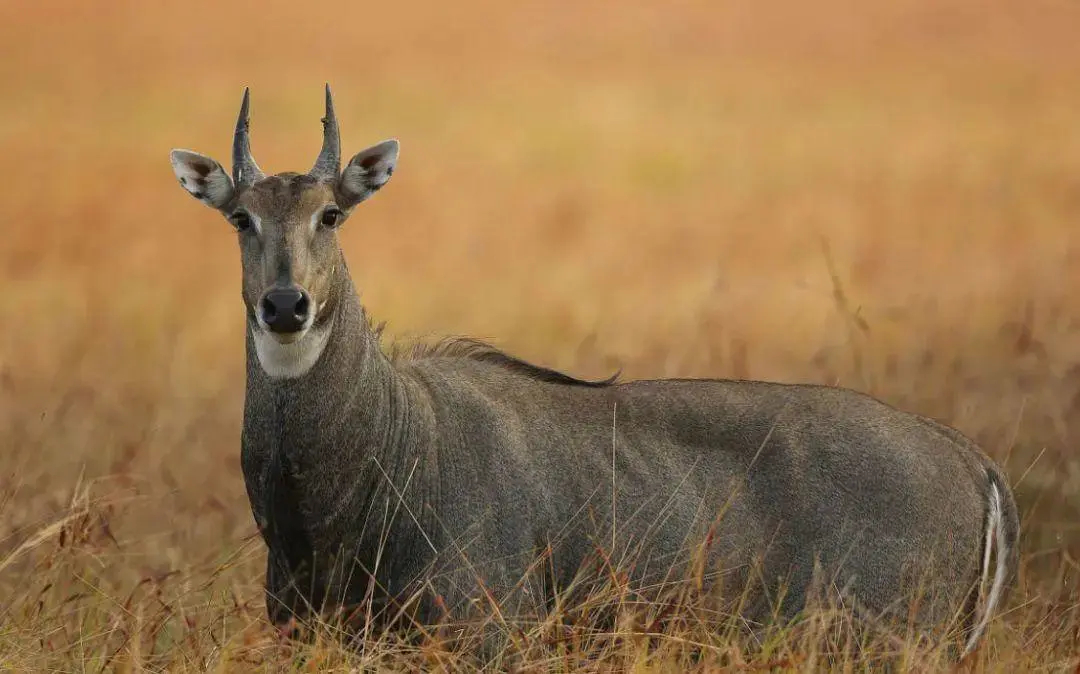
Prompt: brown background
<box><xmin>1</xmin><ymin>0</ymin><xmax>1078</xmax><ymax>667</ymax></box>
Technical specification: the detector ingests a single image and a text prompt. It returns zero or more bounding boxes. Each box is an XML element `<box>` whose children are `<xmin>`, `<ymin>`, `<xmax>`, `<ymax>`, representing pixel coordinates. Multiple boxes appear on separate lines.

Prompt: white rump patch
<box><xmin>169</xmin><ymin>149</ymin><xmax>234</xmax><ymax>209</ymax></box>
<box><xmin>252</xmin><ymin>321</ymin><xmax>333</xmax><ymax>379</ymax></box>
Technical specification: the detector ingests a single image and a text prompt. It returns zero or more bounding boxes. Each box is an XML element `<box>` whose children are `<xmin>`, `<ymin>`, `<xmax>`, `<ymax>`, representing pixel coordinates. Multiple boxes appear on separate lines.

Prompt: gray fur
<box><xmin>170</xmin><ymin>89</ymin><xmax>1020</xmax><ymax>657</ymax></box>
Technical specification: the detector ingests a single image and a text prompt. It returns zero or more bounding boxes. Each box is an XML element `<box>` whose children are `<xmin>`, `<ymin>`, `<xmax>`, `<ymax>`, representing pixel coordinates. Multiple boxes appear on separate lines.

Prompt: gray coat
<box><xmin>242</xmin><ymin>268</ymin><xmax>1018</xmax><ymax>653</ymax></box>
<box><xmin>168</xmin><ymin>87</ymin><xmax>1019</xmax><ymax>659</ymax></box>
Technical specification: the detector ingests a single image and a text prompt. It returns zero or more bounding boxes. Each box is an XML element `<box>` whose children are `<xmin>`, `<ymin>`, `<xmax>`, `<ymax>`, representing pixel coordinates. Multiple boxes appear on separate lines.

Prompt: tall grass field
<box><xmin>1</xmin><ymin>0</ymin><xmax>1079</xmax><ymax>670</ymax></box>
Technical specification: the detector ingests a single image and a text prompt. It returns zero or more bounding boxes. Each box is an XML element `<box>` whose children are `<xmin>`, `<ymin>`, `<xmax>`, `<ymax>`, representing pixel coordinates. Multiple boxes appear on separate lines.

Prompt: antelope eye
<box><xmin>320</xmin><ymin>208</ymin><xmax>342</xmax><ymax>228</ymax></box>
<box><xmin>231</xmin><ymin>211</ymin><xmax>252</xmax><ymax>232</ymax></box>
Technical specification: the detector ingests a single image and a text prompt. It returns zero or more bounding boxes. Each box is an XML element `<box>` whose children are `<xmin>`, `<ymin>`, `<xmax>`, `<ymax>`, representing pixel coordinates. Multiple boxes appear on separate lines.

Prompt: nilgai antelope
<box><xmin>170</xmin><ymin>86</ymin><xmax>1018</xmax><ymax>658</ymax></box>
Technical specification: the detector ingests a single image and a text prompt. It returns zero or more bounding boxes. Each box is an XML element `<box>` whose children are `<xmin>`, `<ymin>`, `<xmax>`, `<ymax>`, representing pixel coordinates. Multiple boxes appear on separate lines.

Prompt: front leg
<box><xmin>264</xmin><ymin>550</ymin><xmax>313</xmax><ymax>639</ymax></box>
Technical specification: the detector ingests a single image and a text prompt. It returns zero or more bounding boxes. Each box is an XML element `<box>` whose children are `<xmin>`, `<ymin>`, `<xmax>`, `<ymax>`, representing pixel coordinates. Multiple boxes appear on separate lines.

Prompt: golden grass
<box><xmin>2</xmin><ymin>0</ymin><xmax>1080</xmax><ymax>670</ymax></box>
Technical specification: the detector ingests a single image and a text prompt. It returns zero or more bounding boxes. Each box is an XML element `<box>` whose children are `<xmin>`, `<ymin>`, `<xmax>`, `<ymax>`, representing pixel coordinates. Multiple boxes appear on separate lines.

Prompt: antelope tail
<box><xmin>961</xmin><ymin>468</ymin><xmax>1018</xmax><ymax>658</ymax></box>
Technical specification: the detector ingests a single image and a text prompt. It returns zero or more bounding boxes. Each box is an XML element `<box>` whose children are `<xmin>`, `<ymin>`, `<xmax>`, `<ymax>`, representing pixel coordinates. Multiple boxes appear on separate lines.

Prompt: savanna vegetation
<box><xmin>1</xmin><ymin>0</ymin><xmax>1079</xmax><ymax>670</ymax></box>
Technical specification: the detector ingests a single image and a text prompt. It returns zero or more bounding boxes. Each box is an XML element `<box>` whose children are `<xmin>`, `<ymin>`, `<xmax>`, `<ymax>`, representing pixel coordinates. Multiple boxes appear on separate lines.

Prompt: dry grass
<box><xmin>2</xmin><ymin>0</ymin><xmax>1080</xmax><ymax>670</ymax></box>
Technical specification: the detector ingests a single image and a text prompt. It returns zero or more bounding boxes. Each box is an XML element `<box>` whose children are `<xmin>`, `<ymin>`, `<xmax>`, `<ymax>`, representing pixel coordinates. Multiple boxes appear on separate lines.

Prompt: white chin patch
<box><xmin>252</xmin><ymin>321</ymin><xmax>332</xmax><ymax>379</ymax></box>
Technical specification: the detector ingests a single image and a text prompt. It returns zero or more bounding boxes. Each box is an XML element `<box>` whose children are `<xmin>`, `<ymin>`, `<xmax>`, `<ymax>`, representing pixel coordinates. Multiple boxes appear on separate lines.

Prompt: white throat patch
<box><xmin>252</xmin><ymin>320</ymin><xmax>333</xmax><ymax>379</ymax></box>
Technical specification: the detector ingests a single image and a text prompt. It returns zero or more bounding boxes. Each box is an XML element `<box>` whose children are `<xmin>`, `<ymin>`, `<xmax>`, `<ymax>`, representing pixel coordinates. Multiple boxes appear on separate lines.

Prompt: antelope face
<box><xmin>169</xmin><ymin>86</ymin><xmax>398</xmax><ymax>378</ymax></box>
<box><xmin>230</xmin><ymin>174</ymin><xmax>343</xmax><ymax>342</ymax></box>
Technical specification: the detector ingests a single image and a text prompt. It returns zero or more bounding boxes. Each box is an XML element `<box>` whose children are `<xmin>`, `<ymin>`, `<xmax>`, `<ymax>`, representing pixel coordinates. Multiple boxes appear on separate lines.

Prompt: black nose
<box><xmin>260</xmin><ymin>287</ymin><xmax>311</xmax><ymax>333</ymax></box>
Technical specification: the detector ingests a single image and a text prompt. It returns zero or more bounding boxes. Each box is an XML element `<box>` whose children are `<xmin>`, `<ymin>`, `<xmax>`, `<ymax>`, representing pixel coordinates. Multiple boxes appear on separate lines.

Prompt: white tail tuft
<box><xmin>961</xmin><ymin>480</ymin><xmax>1009</xmax><ymax>658</ymax></box>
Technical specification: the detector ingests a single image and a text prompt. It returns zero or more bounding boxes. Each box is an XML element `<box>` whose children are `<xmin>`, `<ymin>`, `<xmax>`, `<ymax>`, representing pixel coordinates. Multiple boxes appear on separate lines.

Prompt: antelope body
<box><xmin>169</xmin><ymin>87</ymin><xmax>1019</xmax><ymax>658</ymax></box>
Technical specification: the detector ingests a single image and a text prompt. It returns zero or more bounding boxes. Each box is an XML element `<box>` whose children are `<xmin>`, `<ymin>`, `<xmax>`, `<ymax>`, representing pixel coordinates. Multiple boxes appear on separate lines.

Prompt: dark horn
<box><xmin>232</xmin><ymin>87</ymin><xmax>265</xmax><ymax>186</ymax></box>
<box><xmin>309</xmin><ymin>83</ymin><xmax>340</xmax><ymax>181</ymax></box>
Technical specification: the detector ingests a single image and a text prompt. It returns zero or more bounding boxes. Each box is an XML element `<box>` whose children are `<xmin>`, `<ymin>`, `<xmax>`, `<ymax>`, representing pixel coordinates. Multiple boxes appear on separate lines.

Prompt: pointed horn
<box><xmin>309</xmin><ymin>83</ymin><xmax>340</xmax><ymax>181</ymax></box>
<box><xmin>232</xmin><ymin>87</ymin><xmax>264</xmax><ymax>186</ymax></box>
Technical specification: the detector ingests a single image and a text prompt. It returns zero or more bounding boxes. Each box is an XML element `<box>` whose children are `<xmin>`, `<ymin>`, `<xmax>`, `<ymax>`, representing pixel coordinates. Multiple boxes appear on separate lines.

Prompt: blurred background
<box><xmin>2</xmin><ymin>0</ymin><xmax>1079</xmax><ymax>664</ymax></box>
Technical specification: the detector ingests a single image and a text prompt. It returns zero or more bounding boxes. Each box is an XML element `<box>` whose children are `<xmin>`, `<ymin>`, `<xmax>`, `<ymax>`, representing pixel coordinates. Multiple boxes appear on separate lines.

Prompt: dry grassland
<box><xmin>1</xmin><ymin>0</ymin><xmax>1080</xmax><ymax>670</ymax></box>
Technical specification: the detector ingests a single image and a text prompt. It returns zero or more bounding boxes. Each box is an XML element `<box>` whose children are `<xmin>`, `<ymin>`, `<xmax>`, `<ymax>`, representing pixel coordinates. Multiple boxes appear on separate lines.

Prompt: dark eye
<box><xmin>320</xmin><ymin>208</ymin><xmax>342</xmax><ymax>229</ymax></box>
<box><xmin>231</xmin><ymin>211</ymin><xmax>252</xmax><ymax>232</ymax></box>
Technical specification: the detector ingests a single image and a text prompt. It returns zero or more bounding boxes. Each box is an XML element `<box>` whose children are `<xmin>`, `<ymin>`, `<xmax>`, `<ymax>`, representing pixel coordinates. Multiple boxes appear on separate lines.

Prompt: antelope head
<box><xmin>169</xmin><ymin>85</ymin><xmax>398</xmax><ymax>378</ymax></box>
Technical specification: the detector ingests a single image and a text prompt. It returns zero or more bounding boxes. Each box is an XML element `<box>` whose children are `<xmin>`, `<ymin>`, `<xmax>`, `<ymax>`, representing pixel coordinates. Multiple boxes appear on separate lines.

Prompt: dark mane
<box><xmin>385</xmin><ymin>332</ymin><xmax>619</xmax><ymax>388</ymax></box>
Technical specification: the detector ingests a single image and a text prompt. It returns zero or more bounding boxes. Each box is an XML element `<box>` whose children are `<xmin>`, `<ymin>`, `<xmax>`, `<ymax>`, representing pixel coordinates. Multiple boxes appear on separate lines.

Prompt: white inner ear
<box><xmin>170</xmin><ymin>149</ymin><xmax>234</xmax><ymax>209</ymax></box>
<box><xmin>341</xmin><ymin>139</ymin><xmax>399</xmax><ymax>203</ymax></box>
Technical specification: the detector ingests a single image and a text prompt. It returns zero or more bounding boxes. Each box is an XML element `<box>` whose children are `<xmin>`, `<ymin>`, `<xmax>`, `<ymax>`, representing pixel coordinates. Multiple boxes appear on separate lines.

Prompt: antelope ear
<box><xmin>338</xmin><ymin>139</ymin><xmax>398</xmax><ymax>208</ymax></box>
<box><xmin>170</xmin><ymin>149</ymin><xmax>235</xmax><ymax>210</ymax></box>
